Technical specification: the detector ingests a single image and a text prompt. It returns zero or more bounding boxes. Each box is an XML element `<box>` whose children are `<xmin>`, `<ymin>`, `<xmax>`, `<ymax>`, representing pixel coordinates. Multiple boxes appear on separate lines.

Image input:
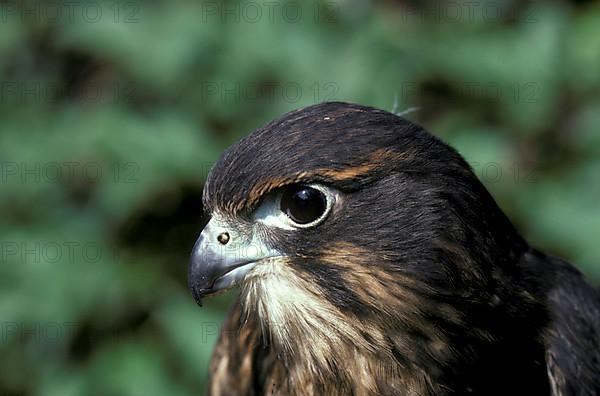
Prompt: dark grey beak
<box><xmin>188</xmin><ymin>217</ymin><xmax>280</xmax><ymax>306</ymax></box>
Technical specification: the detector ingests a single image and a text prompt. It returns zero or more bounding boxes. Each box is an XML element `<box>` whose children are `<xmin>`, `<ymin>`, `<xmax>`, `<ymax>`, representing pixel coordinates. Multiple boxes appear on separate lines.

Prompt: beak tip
<box><xmin>188</xmin><ymin>270</ymin><xmax>207</xmax><ymax>307</ymax></box>
<box><xmin>189</xmin><ymin>283</ymin><xmax>207</xmax><ymax>307</ymax></box>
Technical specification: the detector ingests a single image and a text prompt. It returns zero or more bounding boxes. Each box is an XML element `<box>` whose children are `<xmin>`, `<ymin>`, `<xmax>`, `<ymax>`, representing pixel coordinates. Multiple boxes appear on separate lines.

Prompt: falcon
<box><xmin>188</xmin><ymin>102</ymin><xmax>600</xmax><ymax>396</ymax></box>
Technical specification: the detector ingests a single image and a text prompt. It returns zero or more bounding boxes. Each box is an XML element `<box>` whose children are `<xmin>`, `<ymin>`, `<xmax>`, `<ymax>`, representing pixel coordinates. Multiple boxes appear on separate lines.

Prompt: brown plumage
<box><xmin>188</xmin><ymin>102</ymin><xmax>600</xmax><ymax>395</ymax></box>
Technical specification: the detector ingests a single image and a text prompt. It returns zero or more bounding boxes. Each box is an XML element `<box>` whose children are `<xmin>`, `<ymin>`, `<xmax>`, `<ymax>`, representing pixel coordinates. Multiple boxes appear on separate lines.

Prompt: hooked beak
<box><xmin>188</xmin><ymin>217</ymin><xmax>280</xmax><ymax>306</ymax></box>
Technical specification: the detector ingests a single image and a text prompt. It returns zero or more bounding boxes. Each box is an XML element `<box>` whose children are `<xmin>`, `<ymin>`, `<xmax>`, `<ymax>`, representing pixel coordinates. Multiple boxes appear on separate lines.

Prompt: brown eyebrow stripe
<box><xmin>226</xmin><ymin>148</ymin><xmax>411</xmax><ymax>214</ymax></box>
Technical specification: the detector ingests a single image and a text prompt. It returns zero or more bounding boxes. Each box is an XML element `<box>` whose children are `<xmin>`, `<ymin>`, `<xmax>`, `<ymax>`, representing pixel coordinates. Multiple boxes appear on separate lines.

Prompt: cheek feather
<box><xmin>319</xmin><ymin>242</ymin><xmax>421</xmax><ymax>313</ymax></box>
<box><xmin>319</xmin><ymin>242</ymin><xmax>461</xmax><ymax>358</ymax></box>
<box><xmin>237</xmin><ymin>254</ymin><xmax>435</xmax><ymax>394</ymax></box>
<box><xmin>239</xmin><ymin>258</ymin><xmax>388</xmax><ymax>381</ymax></box>
<box><xmin>242</xmin><ymin>258</ymin><xmax>357</xmax><ymax>347</ymax></box>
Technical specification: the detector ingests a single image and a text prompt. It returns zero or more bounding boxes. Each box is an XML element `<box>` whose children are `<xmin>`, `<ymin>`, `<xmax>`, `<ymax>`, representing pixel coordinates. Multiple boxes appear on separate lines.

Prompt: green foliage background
<box><xmin>1</xmin><ymin>0</ymin><xmax>599</xmax><ymax>394</ymax></box>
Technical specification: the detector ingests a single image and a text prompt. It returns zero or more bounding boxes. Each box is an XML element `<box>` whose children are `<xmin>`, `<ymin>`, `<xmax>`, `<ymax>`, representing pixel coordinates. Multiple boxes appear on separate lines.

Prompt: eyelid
<box><xmin>253</xmin><ymin>184</ymin><xmax>336</xmax><ymax>230</ymax></box>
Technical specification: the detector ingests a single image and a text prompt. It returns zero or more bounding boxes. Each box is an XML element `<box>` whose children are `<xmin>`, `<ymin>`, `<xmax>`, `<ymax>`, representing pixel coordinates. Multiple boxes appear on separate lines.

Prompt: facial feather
<box><xmin>240</xmin><ymin>258</ymin><xmax>377</xmax><ymax>375</ymax></box>
<box><xmin>235</xmin><ymin>242</ymin><xmax>451</xmax><ymax>395</ymax></box>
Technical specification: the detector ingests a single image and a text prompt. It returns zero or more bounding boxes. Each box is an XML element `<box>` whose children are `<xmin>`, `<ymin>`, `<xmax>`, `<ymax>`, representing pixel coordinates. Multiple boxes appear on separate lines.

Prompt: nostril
<box><xmin>217</xmin><ymin>232</ymin><xmax>230</xmax><ymax>245</ymax></box>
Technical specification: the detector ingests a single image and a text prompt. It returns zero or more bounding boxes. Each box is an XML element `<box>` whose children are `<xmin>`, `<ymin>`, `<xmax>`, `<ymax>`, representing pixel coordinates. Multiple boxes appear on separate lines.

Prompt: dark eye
<box><xmin>280</xmin><ymin>185</ymin><xmax>328</xmax><ymax>225</ymax></box>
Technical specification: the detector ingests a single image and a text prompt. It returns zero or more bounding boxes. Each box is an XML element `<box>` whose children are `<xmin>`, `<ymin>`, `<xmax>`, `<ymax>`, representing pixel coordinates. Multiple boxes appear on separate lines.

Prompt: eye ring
<box><xmin>279</xmin><ymin>184</ymin><xmax>333</xmax><ymax>228</ymax></box>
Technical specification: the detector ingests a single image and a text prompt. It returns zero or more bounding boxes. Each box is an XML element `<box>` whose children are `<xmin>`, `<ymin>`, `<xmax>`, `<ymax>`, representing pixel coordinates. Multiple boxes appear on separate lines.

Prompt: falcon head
<box><xmin>188</xmin><ymin>102</ymin><xmax>542</xmax><ymax>373</ymax></box>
